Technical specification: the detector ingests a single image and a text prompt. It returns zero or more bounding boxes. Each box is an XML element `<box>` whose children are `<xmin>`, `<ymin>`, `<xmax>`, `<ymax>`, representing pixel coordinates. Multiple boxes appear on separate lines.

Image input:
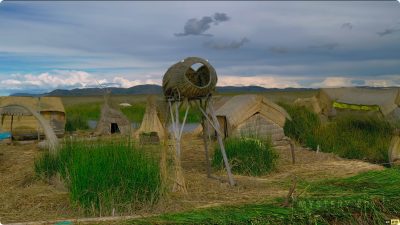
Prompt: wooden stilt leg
<box><xmin>169</xmin><ymin>101</ymin><xmax>187</xmax><ymax>193</ymax></box>
<box><xmin>208</xmin><ymin>103</ymin><xmax>235</xmax><ymax>186</ymax></box>
<box><xmin>10</xmin><ymin>115</ymin><xmax>14</xmax><ymax>142</ymax></box>
<box><xmin>201</xmin><ymin>117</ymin><xmax>212</xmax><ymax>178</ymax></box>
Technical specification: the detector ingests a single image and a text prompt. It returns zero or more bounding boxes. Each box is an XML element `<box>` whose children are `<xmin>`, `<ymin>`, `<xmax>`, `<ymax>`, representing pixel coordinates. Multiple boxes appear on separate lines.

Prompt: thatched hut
<box><xmin>295</xmin><ymin>87</ymin><xmax>400</xmax><ymax>120</ymax></box>
<box><xmin>0</xmin><ymin>97</ymin><xmax>65</xmax><ymax>140</ymax></box>
<box><xmin>195</xmin><ymin>94</ymin><xmax>292</xmax><ymax>146</ymax></box>
<box><xmin>162</xmin><ymin>57</ymin><xmax>217</xmax><ymax>99</ymax></box>
<box><xmin>135</xmin><ymin>96</ymin><xmax>165</xmax><ymax>144</ymax></box>
<box><xmin>94</xmin><ymin>104</ymin><xmax>131</xmax><ymax>135</ymax></box>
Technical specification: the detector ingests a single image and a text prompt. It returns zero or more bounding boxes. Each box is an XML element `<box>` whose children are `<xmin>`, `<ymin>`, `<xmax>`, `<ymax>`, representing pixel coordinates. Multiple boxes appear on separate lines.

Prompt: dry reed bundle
<box><xmin>135</xmin><ymin>96</ymin><xmax>165</xmax><ymax>142</ymax></box>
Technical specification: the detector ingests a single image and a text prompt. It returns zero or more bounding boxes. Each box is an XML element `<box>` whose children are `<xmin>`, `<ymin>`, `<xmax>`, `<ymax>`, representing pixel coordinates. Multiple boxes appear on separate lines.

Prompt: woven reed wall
<box><xmin>162</xmin><ymin>57</ymin><xmax>217</xmax><ymax>99</ymax></box>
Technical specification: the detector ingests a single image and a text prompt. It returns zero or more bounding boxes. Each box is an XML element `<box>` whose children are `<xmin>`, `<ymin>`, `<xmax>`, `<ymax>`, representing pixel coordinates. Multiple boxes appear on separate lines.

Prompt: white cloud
<box><xmin>364</xmin><ymin>74</ymin><xmax>400</xmax><ymax>87</ymax></box>
<box><xmin>218</xmin><ymin>75</ymin><xmax>302</xmax><ymax>88</ymax></box>
<box><xmin>311</xmin><ymin>76</ymin><xmax>353</xmax><ymax>88</ymax></box>
<box><xmin>0</xmin><ymin>70</ymin><xmax>168</xmax><ymax>94</ymax></box>
<box><xmin>310</xmin><ymin>75</ymin><xmax>400</xmax><ymax>88</ymax></box>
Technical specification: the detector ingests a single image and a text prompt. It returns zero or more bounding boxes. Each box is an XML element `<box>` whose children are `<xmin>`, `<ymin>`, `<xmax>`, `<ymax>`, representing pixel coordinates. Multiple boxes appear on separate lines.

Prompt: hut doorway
<box><xmin>216</xmin><ymin>116</ymin><xmax>228</xmax><ymax>138</ymax></box>
<box><xmin>111</xmin><ymin>123</ymin><xmax>120</xmax><ymax>134</ymax></box>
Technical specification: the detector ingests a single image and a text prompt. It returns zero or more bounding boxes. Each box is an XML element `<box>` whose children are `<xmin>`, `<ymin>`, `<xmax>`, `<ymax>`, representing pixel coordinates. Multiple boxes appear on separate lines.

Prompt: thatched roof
<box><xmin>162</xmin><ymin>57</ymin><xmax>217</xmax><ymax>99</ymax></box>
<box><xmin>215</xmin><ymin>94</ymin><xmax>291</xmax><ymax>128</ymax></box>
<box><xmin>0</xmin><ymin>97</ymin><xmax>65</xmax><ymax>116</ymax></box>
<box><xmin>192</xmin><ymin>94</ymin><xmax>291</xmax><ymax>135</ymax></box>
<box><xmin>318</xmin><ymin>87</ymin><xmax>400</xmax><ymax>116</ymax></box>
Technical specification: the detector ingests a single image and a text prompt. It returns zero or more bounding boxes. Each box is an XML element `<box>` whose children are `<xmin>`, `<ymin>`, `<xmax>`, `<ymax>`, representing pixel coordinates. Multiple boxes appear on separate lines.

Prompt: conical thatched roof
<box><xmin>135</xmin><ymin>96</ymin><xmax>165</xmax><ymax>139</ymax></box>
<box><xmin>95</xmin><ymin>104</ymin><xmax>131</xmax><ymax>135</ymax></box>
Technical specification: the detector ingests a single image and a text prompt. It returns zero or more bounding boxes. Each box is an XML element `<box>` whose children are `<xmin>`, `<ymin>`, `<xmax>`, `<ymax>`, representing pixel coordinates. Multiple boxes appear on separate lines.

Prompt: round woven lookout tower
<box><xmin>162</xmin><ymin>57</ymin><xmax>217</xmax><ymax>99</ymax></box>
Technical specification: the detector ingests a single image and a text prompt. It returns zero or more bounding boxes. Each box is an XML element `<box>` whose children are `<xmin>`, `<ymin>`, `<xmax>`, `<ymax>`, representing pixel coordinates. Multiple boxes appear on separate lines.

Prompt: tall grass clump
<box><xmin>279</xmin><ymin>102</ymin><xmax>321</xmax><ymax>150</ymax></box>
<box><xmin>35</xmin><ymin>139</ymin><xmax>161</xmax><ymax>215</ymax></box>
<box><xmin>315</xmin><ymin>115</ymin><xmax>393</xmax><ymax>163</ymax></box>
<box><xmin>212</xmin><ymin>137</ymin><xmax>278</xmax><ymax>176</ymax></box>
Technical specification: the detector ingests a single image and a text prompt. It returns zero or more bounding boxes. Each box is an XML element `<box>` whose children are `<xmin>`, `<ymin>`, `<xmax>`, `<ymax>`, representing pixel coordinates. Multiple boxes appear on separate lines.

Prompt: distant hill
<box><xmin>9</xmin><ymin>84</ymin><xmax>315</xmax><ymax>97</ymax></box>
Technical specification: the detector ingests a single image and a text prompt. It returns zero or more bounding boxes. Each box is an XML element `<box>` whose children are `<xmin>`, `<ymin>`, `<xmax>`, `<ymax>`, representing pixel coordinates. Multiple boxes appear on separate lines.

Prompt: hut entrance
<box><xmin>111</xmin><ymin>123</ymin><xmax>120</xmax><ymax>134</ymax></box>
<box><xmin>216</xmin><ymin>116</ymin><xmax>228</xmax><ymax>138</ymax></box>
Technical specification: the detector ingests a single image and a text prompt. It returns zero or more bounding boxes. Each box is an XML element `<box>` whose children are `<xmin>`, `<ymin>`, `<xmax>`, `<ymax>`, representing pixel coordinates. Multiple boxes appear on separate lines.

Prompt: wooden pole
<box><xmin>290</xmin><ymin>140</ymin><xmax>295</xmax><ymax>165</ymax></box>
<box><xmin>174</xmin><ymin>102</ymin><xmax>181</xmax><ymax>158</ymax></box>
<box><xmin>10</xmin><ymin>115</ymin><xmax>14</xmax><ymax>142</ymax></box>
<box><xmin>201</xmin><ymin>116</ymin><xmax>212</xmax><ymax>178</ymax></box>
<box><xmin>168</xmin><ymin>100</ymin><xmax>187</xmax><ymax>193</ymax></box>
<box><xmin>208</xmin><ymin>102</ymin><xmax>235</xmax><ymax>186</ymax></box>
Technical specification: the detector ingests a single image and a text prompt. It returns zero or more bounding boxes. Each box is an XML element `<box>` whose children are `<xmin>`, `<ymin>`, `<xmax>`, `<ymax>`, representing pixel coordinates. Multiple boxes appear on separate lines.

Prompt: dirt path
<box><xmin>0</xmin><ymin>135</ymin><xmax>383</xmax><ymax>224</ymax></box>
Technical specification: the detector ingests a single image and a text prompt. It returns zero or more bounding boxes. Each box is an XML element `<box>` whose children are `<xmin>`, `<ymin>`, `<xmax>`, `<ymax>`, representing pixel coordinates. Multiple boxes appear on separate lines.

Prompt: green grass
<box><xmin>130</xmin><ymin>168</ymin><xmax>400</xmax><ymax>224</ymax></box>
<box><xmin>64</xmin><ymin>102</ymin><xmax>102</xmax><ymax>131</ymax></box>
<box><xmin>315</xmin><ymin>115</ymin><xmax>392</xmax><ymax>163</ymax></box>
<box><xmin>279</xmin><ymin>103</ymin><xmax>393</xmax><ymax>164</ymax></box>
<box><xmin>35</xmin><ymin>138</ymin><xmax>161</xmax><ymax>215</ymax></box>
<box><xmin>120</xmin><ymin>103</ymin><xmax>147</xmax><ymax>123</ymax></box>
<box><xmin>212</xmin><ymin>137</ymin><xmax>278</xmax><ymax>176</ymax></box>
<box><xmin>64</xmin><ymin>101</ymin><xmax>202</xmax><ymax>132</ymax></box>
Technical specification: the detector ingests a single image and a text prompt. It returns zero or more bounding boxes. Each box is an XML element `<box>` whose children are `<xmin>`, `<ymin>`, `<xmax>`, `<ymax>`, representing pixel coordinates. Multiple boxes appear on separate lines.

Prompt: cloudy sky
<box><xmin>0</xmin><ymin>1</ymin><xmax>399</xmax><ymax>95</ymax></box>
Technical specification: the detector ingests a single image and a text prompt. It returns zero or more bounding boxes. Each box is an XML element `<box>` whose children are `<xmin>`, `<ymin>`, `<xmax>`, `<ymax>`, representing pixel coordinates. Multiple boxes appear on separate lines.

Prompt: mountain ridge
<box><xmin>8</xmin><ymin>84</ymin><xmax>322</xmax><ymax>96</ymax></box>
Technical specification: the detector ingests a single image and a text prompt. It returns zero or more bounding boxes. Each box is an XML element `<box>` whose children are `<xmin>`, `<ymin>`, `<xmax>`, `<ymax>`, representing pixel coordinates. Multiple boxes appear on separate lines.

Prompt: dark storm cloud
<box><xmin>204</xmin><ymin>37</ymin><xmax>249</xmax><ymax>50</ymax></box>
<box><xmin>213</xmin><ymin>12</ymin><xmax>230</xmax><ymax>24</ymax></box>
<box><xmin>341</xmin><ymin>22</ymin><xmax>353</xmax><ymax>30</ymax></box>
<box><xmin>269</xmin><ymin>47</ymin><xmax>290</xmax><ymax>54</ymax></box>
<box><xmin>175</xmin><ymin>12</ymin><xmax>230</xmax><ymax>37</ymax></box>
<box><xmin>308</xmin><ymin>43</ymin><xmax>339</xmax><ymax>50</ymax></box>
<box><xmin>377</xmin><ymin>28</ymin><xmax>400</xmax><ymax>36</ymax></box>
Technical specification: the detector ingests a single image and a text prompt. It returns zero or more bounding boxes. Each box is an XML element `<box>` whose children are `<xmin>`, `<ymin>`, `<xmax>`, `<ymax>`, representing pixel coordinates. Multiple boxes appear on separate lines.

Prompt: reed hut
<box><xmin>317</xmin><ymin>87</ymin><xmax>400</xmax><ymax>119</ymax></box>
<box><xmin>135</xmin><ymin>96</ymin><xmax>165</xmax><ymax>144</ymax></box>
<box><xmin>0</xmin><ymin>97</ymin><xmax>65</xmax><ymax>140</ymax></box>
<box><xmin>195</xmin><ymin>94</ymin><xmax>292</xmax><ymax>146</ymax></box>
<box><xmin>94</xmin><ymin>103</ymin><xmax>131</xmax><ymax>135</ymax></box>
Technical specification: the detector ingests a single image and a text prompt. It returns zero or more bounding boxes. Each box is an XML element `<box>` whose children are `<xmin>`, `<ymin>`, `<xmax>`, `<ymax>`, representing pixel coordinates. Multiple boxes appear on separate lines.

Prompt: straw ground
<box><xmin>0</xmin><ymin>132</ymin><xmax>383</xmax><ymax>224</ymax></box>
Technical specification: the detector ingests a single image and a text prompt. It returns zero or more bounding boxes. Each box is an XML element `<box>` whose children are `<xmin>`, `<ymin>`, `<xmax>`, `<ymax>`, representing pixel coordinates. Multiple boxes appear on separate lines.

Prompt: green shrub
<box><xmin>212</xmin><ymin>137</ymin><xmax>278</xmax><ymax>176</ymax></box>
<box><xmin>35</xmin><ymin>139</ymin><xmax>161</xmax><ymax>215</ymax></box>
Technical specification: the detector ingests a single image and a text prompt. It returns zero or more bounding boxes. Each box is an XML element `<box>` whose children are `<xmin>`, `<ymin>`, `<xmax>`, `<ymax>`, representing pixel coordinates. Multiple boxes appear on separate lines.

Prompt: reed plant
<box><xmin>35</xmin><ymin>138</ymin><xmax>161</xmax><ymax>215</ymax></box>
<box><xmin>212</xmin><ymin>137</ymin><xmax>278</xmax><ymax>176</ymax></box>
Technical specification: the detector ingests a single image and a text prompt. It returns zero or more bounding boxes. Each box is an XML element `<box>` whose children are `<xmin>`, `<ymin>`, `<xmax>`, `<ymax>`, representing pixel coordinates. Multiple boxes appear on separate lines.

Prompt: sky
<box><xmin>0</xmin><ymin>1</ymin><xmax>400</xmax><ymax>95</ymax></box>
